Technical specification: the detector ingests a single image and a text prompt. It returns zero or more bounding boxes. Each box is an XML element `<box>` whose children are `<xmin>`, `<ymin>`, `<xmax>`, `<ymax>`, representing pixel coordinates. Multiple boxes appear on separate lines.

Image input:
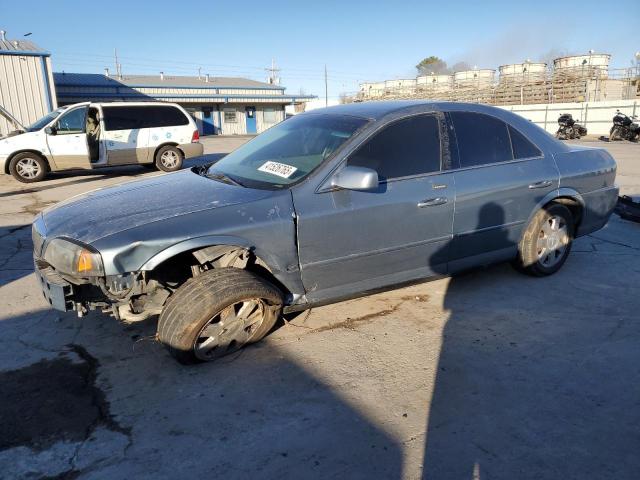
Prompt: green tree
<box><xmin>416</xmin><ymin>56</ymin><xmax>448</xmax><ymax>75</ymax></box>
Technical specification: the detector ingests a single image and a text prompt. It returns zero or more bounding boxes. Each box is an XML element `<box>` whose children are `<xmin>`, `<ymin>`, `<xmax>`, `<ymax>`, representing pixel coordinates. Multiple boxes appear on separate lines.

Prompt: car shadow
<box><xmin>421</xmin><ymin>203</ymin><xmax>640</xmax><ymax>479</ymax></box>
<box><xmin>0</xmin><ymin>307</ymin><xmax>403</xmax><ymax>479</ymax></box>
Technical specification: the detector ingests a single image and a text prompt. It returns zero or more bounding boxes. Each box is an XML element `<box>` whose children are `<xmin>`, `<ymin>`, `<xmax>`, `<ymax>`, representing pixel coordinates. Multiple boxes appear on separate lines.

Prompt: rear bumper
<box><xmin>179</xmin><ymin>142</ymin><xmax>204</xmax><ymax>159</ymax></box>
<box><xmin>576</xmin><ymin>185</ymin><xmax>620</xmax><ymax>236</ymax></box>
<box><xmin>34</xmin><ymin>262</ymin><xmax>74</xmax><ymax>312</ymax></box>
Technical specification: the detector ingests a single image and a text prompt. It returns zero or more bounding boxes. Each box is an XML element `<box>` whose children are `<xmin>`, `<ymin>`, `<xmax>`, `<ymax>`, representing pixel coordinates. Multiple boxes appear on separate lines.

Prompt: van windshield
<box><xmin>206</xmin><ymin>113</ymin><xmax>368</xmax><ymax>189</ymax></box>
<box><xmin>26</xmin><ymin>108</ymin><xmax>66</xmax><ymax>132</ymax></box>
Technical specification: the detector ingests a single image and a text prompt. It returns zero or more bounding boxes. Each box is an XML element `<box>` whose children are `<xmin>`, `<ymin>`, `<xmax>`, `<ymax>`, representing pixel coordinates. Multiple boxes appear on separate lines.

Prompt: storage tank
<box><xmin>553</xmin><ymin>53</ymin><xmax>610</xmax><ymax>79</ymax></box>
<box><xmin>417</xmin><ymin>74</ymin><xmax>454</xmax><ymax>91</ymax></box>
<box><xmin>499</xmin><ymin>62</ymin><xmax>547</xmax><ymax>83</ymax></box>
<box><xmin>384</xmin><ymin>78</ymin><xmax>417</xmax><ymax>93</ymax></box>
<box><xmin>359</xmin><ymin>81</ymin><xmax>385</xmax><ymax>98</ymax></box>
<box><xmin>454</xmin><ymin>69</ymin><xmax>495</xmax><ymax>87</ymax></box>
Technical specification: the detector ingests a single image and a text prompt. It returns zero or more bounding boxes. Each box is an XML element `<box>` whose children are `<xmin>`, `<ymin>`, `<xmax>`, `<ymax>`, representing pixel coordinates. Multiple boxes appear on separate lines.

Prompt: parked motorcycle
<box><xmin>556</xmin><ymin>113</ymin><xmax>587</xmax><ymax>140</ymax></box>
<box><xmin>610</xmin><ymin>110</ymin><xmax>640</xmax><ymax>142</ymax></box>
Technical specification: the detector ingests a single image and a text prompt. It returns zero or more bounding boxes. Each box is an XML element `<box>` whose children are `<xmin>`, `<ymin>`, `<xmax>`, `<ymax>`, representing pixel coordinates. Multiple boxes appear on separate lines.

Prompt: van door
<box><xmin>45</xmin><ymin>106</ymin><xmax>92</xmax><ymax>170</ymax></box>
<box><xmin>101</xmin><ymin>106</ymin><xmax>151</xmax><ymax>165</ymax></box>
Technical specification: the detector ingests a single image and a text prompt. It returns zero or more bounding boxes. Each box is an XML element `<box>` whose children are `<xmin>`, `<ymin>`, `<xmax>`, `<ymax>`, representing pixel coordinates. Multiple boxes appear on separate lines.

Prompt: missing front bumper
<box><xmin>34</xmin><ymin>264</ymin><xmax>74</xmax><ymax>312</ymax></box>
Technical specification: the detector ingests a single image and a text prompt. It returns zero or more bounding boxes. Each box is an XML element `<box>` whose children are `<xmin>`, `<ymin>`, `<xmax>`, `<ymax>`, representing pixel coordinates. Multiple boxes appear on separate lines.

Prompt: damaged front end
<box><xmin>33</xmin><ymin>219</ymin><xmax>258</xmax><ymax>323</ymax></box>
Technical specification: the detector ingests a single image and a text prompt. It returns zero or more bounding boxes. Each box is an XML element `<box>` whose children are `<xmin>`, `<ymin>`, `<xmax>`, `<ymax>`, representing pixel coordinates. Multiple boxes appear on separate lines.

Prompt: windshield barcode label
<box><xmin>258</xmin><ymin>161</ymin><xmax>298</xmax><ymax>179</ymax></box>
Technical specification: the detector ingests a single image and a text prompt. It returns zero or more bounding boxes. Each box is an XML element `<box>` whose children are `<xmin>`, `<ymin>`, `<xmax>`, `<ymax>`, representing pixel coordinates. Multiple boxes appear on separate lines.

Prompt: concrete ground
<box><xmin>0</xmin><ymin>136</ymin><xmax>638</xmax><ymax>479</ymax></box>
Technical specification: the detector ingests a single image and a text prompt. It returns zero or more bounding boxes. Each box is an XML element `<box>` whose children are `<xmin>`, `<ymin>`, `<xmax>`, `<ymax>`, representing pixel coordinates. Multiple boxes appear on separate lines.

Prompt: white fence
<box><xmin>498</xmin><ymin>99</ymin><xmax>639</xmax><ymax>136</ymax></box>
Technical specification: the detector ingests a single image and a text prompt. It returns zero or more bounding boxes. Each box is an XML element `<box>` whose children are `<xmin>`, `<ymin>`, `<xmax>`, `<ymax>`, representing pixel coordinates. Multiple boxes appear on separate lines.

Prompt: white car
<box><xmin>0</xmin><ymin>102</ymin><xmax>204</xmax><ymax>182</ymax></box>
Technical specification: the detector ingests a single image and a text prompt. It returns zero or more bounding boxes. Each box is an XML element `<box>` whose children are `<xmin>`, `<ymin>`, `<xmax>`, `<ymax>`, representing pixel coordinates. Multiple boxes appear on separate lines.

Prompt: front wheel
<box><xmin>9</xmin><ymin>152</ymin><xmax>48</xmax><ymax>183</ymax></box>
<box><xmin>610</xmin><ymin>126</ymin><xmax>621</xmax><ymax>141</ymax></box>
<box><xmin>155</xmin><ymin>145</ymin><xmax>183</xmax><ymax>172</ymax></box>
<box><xmin>514</xmin><ymin>203</ymin><xmax>574</xmax><ymax>277</ymax></box>
<box><xmin>157</xmin><ymin>268</ymin><xmax>283</xmax><ymax>364</ymax></box>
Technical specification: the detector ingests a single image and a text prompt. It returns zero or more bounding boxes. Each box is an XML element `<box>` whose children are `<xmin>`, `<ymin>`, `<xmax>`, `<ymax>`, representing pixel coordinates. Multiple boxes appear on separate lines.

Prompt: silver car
<box><xmin>32</xmin><ymin>101</ymin><xmax>618</xmax><ymax>364</ymax></box>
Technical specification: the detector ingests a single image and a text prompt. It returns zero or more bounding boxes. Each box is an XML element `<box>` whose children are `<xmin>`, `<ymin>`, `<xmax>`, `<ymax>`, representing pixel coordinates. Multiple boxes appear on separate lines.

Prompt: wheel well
<box><xmin>152</xmin><ymin>142</ymin><xmax>180</xmax><ymax>162</ymax></box>
<box><xmin>548</xmin><ymin>197</ymin><xmax>583</xmax><ymax>227</ymax></box>
<box><xmin>148</xmin><ymin>245</ymin><xmax>291</xmax><ymax>299</ymax></box>
<box><xmin>5</xmin><ymin>150</ymin><xmax>50</xmax><ymax>174</ymax></box>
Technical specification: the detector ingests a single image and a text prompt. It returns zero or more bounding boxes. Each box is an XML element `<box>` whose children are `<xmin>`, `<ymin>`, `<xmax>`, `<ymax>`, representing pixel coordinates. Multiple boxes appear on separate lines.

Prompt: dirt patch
<box><xmin>312</xmin><ymin>294</ymin><xmax>429</xmax><ymax>333</ymax></box>
<box><xmin>0</xmin><ymin>345</ymin><xmax>129</xmax><ymax>451</ymax></box>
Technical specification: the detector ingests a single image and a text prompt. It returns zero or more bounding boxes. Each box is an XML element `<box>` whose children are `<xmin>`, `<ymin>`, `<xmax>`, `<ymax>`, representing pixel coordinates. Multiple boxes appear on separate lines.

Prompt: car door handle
<box><xmin>528</xmin><ymin>180</ymin><xmax>553</xmax><ymax>189</ymax></box>
<box><xmin>418</xmin><ymin>197</ymin><xmax>448</xmax><ymax>207</ymax></box>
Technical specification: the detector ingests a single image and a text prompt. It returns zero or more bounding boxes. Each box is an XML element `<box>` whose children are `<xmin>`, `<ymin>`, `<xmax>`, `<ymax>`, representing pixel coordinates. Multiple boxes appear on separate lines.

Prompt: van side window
<box><xmin>103</xmin><ymin>107</ymin><xmax>141</xmax><ymax>131</ymax></box>
<box><xmin>449</xmin><ymin>112</ymin><xmax>512</xmax><ymax>167</ymax></box>
<box><xmin>143</xmin><ymin>106</ymin><xmax>189</xmax><ymax>128</ymax></box>
<box><xmin>55</xmin><ymin>107</ymin><xmax>87</xmax><ymax>134</ymax></box>
<box><xmin>102</xmin><ymin>106</ymin><xmax>189</xmax><ymax>131</ymax></box>
<box><xmin>347</xmin><ymin>115</ymin><xmax>441</xmax><ymax>180</ymax></box>
<box><xmin>508</xmin><ymin>125</ymin><xmax>542</xmax><ymax>159</ymax></box>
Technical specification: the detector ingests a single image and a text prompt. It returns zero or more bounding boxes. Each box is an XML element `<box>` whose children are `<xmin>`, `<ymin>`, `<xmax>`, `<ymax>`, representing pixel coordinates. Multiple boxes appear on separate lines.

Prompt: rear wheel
<box><xmin>155</xmin><ymin>145</ymin><xmax>183</xmax><ymax>172</ymax></box>
<box><xmin>157</xmin><ymin>268</ymin><xmax>283</xmax><ymax>364</ymax></box>
<box><xmin>9</xmin><ymin>152</ymin><xmax>47</xmax><ymax>183</ymax></box>
<box><xmin>515</xmin><ymin>203</ymin><xmax>574</xmax><ymax>276</ymax></box>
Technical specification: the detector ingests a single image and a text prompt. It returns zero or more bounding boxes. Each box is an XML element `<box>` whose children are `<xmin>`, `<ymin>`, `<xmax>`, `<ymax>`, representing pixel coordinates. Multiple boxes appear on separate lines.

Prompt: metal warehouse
<box><xmin>54</xmin><ymin>72</ymin><xmax>314</xmax><ymax>135</ymax></box>
<box><xmin>0</xmin><ymin>31</ymin><xmax>57</xmax><ymax>136</ymax></box>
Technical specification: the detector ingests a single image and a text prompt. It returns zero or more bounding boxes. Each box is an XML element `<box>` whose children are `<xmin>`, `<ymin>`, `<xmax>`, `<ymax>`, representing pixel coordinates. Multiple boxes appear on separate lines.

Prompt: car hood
<box><xmin>41</xmin><ymin>169</ymin><xmax>276</xmax><ymax>244</ymax></box>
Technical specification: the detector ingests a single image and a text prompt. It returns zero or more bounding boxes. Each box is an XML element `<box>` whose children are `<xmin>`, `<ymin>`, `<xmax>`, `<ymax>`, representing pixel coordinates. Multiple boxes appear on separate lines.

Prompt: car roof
<box><xmin>302</xmin><ymin>100</ymin><xmax>522</xmax><ymax>120</ymax></box>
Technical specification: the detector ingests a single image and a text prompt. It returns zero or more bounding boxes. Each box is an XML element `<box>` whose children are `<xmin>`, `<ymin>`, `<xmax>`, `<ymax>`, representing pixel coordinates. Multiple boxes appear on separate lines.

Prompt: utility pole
<box><xmin>198</xmin><ymin>67</ymin><xmax>202</xmax><ymax>80</ymax></box>
<box><xmin>324</xmin><ymin>64</ymin><xmax>328</xmax><ymax>107</ymax></box>
<box><xmin>266</xmin><ymin>58</ymin><xmax>280</xmax><ymax>85</ymax></box>
<box><xmin>114</xmin><ymin>48</ymin><xmax>121</xmax><ymax>79</ymax></box>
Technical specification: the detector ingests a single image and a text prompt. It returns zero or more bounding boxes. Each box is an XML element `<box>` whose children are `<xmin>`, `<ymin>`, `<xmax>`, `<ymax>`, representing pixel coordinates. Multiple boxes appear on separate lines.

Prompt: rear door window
<box><xmin>347</xmin><ymin>114</ymin><xmax>441</xmax><ymax>180</ymax></box>
<box><xmin>508</xmin><ymin>125</ymin><xmax>542</xmax><ymax>159</ymax></box>
<box><xmin>449</xmin><ymin>111</ymin><xmax>513</xmax><ymax>167</ymax></box>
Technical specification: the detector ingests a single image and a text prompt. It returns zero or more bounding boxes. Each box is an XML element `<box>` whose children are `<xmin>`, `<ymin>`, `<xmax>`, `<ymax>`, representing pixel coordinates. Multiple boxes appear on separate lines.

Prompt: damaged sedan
<box><xmin>32</xmin><ymin>101</ymin><xmax>619</xmax><ymax>364</ymax></box>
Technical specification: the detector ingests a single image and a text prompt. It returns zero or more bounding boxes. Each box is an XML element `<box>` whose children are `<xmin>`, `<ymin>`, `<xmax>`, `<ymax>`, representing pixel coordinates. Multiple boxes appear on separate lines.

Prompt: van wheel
<box><xmin>9</xmin><ymin>153</ymin><xmax>48</xmax><ymax>183</ymax></box>
<box><xmin>157</xmin><ymin>268</ymin><xmax>283</xmax><ymax>364</ymax></box>
<box><xmin>155</xmin><ymin>145</ymin><xmax>183</xmax><ymax>172</ymax></box>
<box><xmin>514</xmin><ymin>203</ymin><xmax>574</xmax><ymax>276</ymax></box>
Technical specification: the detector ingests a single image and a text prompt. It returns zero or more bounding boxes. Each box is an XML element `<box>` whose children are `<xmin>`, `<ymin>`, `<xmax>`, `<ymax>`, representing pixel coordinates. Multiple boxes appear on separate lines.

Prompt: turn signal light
<box><xmin>77</xmin><ymin>249</ymin><xmax>94</xmax><ymax>273</ymax></box>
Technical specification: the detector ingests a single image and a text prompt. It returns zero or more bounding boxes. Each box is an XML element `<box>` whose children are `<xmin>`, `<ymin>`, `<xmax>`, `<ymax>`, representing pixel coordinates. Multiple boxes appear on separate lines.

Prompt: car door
<box><xmin>101</xmin><ymin>106</ymin><xmax>151</xmax><ymax>165</ymax></box>
<box><xmin>293</xmin><ymin>113</ymin><xmax>455</xmax><ymax>303</ymax></box>
<box><xmin>446</xmin><ymin>111</ymin><xmax>559</xmax><ymax>272</ymax></box>
<box><xmin>45</xmin><ymin>105</ymin><xmax>92</xmax><ymax>170</ymax></box>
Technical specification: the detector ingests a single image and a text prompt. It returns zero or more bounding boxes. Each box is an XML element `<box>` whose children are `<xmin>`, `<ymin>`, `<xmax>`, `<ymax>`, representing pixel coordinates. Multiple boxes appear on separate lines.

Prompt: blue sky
<box><xmin>2</xmin><ymin>0</ymin><xmax>637</xmax><ymax>99</ymax></box>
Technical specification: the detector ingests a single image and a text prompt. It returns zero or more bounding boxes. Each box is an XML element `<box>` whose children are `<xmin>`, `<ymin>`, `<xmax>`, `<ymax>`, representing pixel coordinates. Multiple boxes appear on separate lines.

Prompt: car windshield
<box><xmin>206</xmin><ymin>113</ymin><xmax>368</xmax><ymax>189</ymax></box>
<box><xmin>26</xmin><ymin>108</ymin><xmax>66</xmax><ymax>132</ymax></box>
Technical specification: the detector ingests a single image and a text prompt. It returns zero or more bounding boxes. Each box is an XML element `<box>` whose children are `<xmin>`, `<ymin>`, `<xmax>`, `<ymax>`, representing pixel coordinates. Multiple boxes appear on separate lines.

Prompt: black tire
<box><xmin>154</xmin><ymin>145</ymin><xmax>183</xmax><ymax>172</ymax></box>
<box><xmin>514</xmin><ymin>203</ymin><xmax>574</xmax><ymax>277</ymax></box>
<box><xmin>157</xmin><ymin>268</ymin><xmax>283</xmax><ymax>364</ymax></box>
<box><xmin>9</xmin><ymin>152</ymin><xmax>48</xmax><ymax>183</ymax></box>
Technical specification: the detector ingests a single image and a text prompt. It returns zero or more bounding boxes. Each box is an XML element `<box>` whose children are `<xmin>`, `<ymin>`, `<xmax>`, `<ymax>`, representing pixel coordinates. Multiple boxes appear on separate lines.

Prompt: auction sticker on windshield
<box><xmin>258</xmin><ymin>161</ymin><xmax>298</xmax><ymax>179</ymax></box>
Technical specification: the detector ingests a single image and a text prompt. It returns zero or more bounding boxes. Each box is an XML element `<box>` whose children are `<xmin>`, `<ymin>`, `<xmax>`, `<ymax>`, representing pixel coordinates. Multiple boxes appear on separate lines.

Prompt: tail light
<box><xmin>191</xmin><ymin>130</ymin><xmax>200</xmax><ymax>142</ymax></box>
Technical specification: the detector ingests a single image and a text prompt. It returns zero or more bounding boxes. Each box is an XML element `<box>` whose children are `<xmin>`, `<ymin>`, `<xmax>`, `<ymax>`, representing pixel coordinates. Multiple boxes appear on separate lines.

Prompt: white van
<box><xmin>0</xmin><ymin>102</ymin><xmax>204</xmax><ymax>182</ymax></box>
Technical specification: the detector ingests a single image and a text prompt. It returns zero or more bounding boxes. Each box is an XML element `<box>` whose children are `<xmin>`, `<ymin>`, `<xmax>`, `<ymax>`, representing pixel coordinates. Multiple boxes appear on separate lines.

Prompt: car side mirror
<box><xmin>330</xmin><ymin>166</ymin><xmax>379</xmax><ymax>191</ymax></box>
<box><xmin>44</xmin><ymin>126</ymin><xmax>57</xmax><ymax>136</ymax></box>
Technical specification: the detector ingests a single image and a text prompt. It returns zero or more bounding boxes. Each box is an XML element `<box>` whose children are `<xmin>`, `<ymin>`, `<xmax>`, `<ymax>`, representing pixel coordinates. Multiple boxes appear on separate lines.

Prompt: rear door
<box><xmin>446</xmin><ymin>111</ymin><xmax>559</xmax><ymax>271</ymax></box>
<box><xmin>294</xmin><ymin>113</ymin><xmax>455</xmax><ymax>303</ymax></box>
<box><xmin>101</xmin><ymin>106</ymin><xmax>151</xmax><ymax>165</ymax></box>
<box><xmin>45</xmin><ymin>105</ymin><xmax>91</xmax><ymax>170</ymax></box>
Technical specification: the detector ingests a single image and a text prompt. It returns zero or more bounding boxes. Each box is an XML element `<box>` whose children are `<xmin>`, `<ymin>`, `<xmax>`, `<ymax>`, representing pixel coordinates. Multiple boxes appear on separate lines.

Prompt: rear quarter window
<box><xmin>508</xmin><ymin>125</ymin><xmax>542</xmax><ymax>159</ymax></box>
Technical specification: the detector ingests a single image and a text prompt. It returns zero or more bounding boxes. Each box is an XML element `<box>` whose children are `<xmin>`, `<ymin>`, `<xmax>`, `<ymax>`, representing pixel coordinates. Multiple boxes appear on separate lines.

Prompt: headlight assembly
<box><xmin>43</xmin><ymin>238</ymin><xmax>104</xmax><ymax>277</ymax></box>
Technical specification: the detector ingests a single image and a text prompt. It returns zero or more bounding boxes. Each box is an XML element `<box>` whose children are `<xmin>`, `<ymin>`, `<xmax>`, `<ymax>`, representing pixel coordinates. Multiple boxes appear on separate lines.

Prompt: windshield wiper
<box><xmin>205</xmin><ymin>172</ymin><xmax>245</xmax><ymax>187</ymax></box>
